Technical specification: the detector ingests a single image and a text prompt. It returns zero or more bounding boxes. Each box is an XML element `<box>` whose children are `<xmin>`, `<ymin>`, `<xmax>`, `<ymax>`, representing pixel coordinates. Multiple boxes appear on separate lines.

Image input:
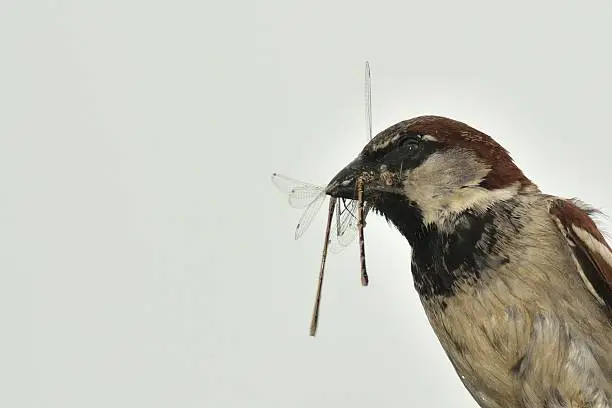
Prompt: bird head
<box><xmin>325</xmin><ymin>115</ymin><xmax>539</xmax><ymax>243</ymax></box>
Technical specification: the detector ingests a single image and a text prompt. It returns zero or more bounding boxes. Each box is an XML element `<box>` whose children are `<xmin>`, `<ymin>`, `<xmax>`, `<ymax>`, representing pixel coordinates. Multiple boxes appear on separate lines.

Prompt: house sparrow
<box><xmin>325</xmin><ymin>116</ymin><xmax>612</xmax><ymax>408</ymax></box>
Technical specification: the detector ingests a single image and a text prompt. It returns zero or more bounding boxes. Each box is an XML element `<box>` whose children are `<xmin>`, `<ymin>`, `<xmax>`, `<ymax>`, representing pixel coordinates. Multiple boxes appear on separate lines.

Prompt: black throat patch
<box><xmin>375</xmin><ymin>196</ymin><xmax>513</xmax><ymax>299</ymax></box>
<box><xmin>374</xmin><ymin>196</ymin><xmax>522</xmax><ymax>299</ymax></box>
<box><xmin>411</xmin><ymin>211</ymin><xmax>502</xmax><ymax>298</ymax></box>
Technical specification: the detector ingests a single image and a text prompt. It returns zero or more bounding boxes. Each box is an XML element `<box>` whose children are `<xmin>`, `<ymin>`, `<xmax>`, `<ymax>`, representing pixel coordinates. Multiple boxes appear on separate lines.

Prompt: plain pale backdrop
<box><xmin>3</xmin><ymin>1</ymin><xmax>612</xmax><ymax>407</ymax></box>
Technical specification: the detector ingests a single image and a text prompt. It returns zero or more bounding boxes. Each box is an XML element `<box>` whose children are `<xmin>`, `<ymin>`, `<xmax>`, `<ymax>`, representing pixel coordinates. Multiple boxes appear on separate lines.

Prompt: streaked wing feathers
<box><xmin>549</xmin><ymin>198</ymin><xmax>612</xmax><ymax>310</ymax></box>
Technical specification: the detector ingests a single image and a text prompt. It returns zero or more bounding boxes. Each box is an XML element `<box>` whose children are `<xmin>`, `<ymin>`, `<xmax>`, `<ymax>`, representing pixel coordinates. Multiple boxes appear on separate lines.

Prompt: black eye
<box><xmin>401</xmin><ymin>136</ymin><xmax>420</xmax><ymax>153</ymax></box>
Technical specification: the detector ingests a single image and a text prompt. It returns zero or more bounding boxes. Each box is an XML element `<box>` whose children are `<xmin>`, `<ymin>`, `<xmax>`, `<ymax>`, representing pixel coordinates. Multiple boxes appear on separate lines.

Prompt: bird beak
<box><xmin>325</xmin><ymin>157</ymin><xmax>363</xmax><ymax>200</ymax></box>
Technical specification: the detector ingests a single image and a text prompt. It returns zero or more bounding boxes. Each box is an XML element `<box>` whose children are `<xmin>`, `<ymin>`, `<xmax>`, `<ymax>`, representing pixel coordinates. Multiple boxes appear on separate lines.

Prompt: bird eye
<box><xmin>402</xmin><ymin>137</ymin><xmax>420</xmax><ymax>154</ymax></box>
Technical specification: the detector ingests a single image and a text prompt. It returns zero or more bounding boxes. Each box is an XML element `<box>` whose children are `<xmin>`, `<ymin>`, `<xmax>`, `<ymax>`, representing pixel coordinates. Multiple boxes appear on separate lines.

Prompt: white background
<box><xmin>3</xmin><ymin>1</ymin><xmax>612</xmax><ymax>407</ymax></box>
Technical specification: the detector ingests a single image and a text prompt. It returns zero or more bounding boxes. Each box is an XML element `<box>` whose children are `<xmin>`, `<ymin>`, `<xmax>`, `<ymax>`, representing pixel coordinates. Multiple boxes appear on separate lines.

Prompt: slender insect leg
<box><xmin>356</xmin><ymin>178</ymin><xmax>369</xmax><ymax>286</ymax></box>
<box><xmin>309</xmin><ymin>197</ymin><xmax>337</xmax><ymax>337</ymax></box>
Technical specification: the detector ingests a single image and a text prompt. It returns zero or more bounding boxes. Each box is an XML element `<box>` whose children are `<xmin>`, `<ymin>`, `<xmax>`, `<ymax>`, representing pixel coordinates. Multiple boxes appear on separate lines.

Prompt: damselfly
<box><xmin>272</xmin><ymin>61</ymin><xmax>374</xmax><ymax>335</ymax></box>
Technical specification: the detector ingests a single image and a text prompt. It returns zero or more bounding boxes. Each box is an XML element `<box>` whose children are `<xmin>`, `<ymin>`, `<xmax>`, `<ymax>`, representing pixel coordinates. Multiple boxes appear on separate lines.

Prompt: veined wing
<box><xmin>365</xmin><ymin>61</ymin><xmax>372</xmax><ymax>141</ymax></box>
<box><xmin>328</xmin><ymin>200</ymin><xmax>375</xmax><ymax>253</ymax></box>
<box><xmin>272</xmin><ymin>173</ymin><xmax>362</xmax><ymax>248</ymax></box>
<box><xmin>271</xmin><ymin>173</ymin><xmax>325</xmax><ymax>209</ymax></box>
<box><xmin>335</xmin><ymin>199</ymin><xmax>359</xmax><ymax>244</ymax></box>
<box><xmin>294</xmin><ymin>192</ymin><xmax>325</xmax><ymax>240</ymax></box>
<box><xmin>272</xmin><ymin>172</ymin><xmax>327</xmax><ymax>239</ymax></box>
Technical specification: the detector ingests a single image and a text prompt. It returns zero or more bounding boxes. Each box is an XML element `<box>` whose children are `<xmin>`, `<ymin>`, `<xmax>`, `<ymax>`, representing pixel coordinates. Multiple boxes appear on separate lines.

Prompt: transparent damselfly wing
<box><xmin>365</xmin><ymin>61</ymin><xmax>372</xmax><ymax>142</ymax></box>
<box><xmin>271</xmin><ymin>172</ymin><xmax>360</xmax><ymax>253</ymax></box>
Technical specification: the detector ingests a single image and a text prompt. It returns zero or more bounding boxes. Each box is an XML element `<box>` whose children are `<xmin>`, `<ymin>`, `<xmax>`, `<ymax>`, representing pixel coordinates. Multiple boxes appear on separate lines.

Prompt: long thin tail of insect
<box><xmin>356</xmin><ymin>178</ymin><xmax>368</xmax><ymax>286</ymax></box>
<box><xmin>309</xmin><ymin>197</ymin><xmax>337</xmax><ymax>337</ymax></box>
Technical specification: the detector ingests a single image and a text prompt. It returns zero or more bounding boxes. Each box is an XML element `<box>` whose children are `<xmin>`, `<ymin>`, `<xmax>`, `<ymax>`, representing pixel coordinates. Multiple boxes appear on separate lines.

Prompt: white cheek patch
<box><xmin>403</xmin><ymin>149</ymin><xmax>519</xmax><ymax>225</ymax></box>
